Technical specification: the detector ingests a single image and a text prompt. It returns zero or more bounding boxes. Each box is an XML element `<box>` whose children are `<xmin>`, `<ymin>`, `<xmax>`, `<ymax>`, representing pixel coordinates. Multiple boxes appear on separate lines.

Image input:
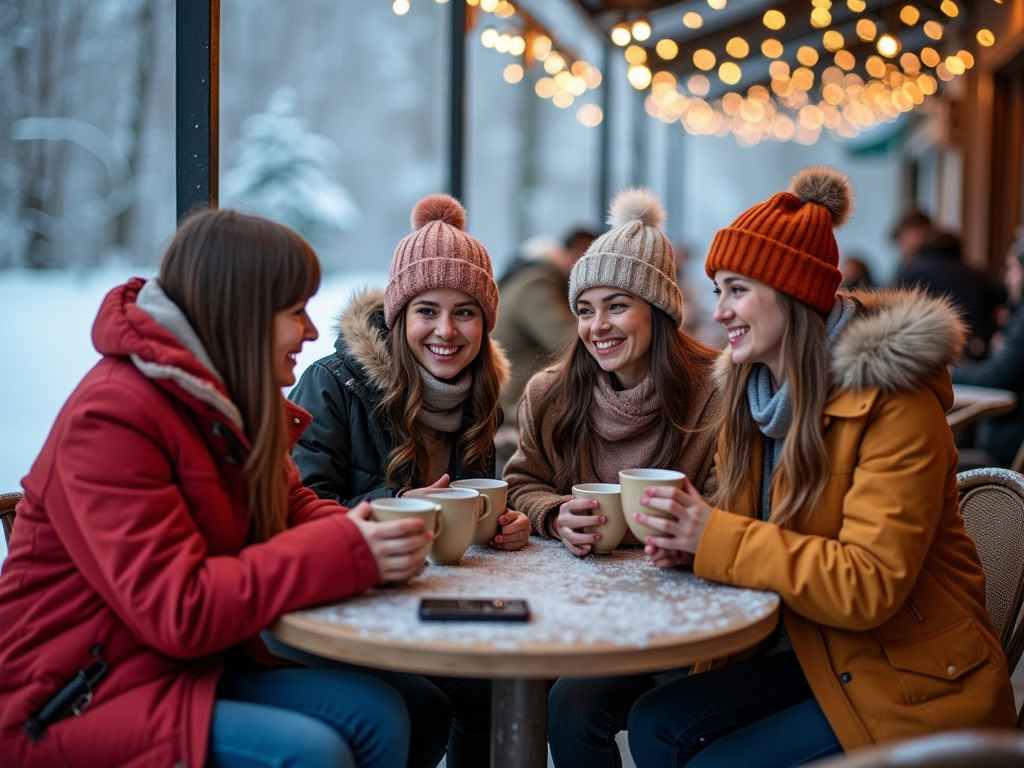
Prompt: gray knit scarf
<box><xmin>748</xmin><ymin>295</ymin><xmax>856</xmax><ymax>520</ymax></box>
<box><xmin>416</xmin><ymin>364</ymin><xmax>472</xmax><ymax>433</ymax></box>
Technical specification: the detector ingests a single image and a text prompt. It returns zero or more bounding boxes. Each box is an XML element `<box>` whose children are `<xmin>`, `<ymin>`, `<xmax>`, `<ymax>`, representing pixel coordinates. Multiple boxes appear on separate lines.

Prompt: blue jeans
<box><xmin>628</xmin><ymin>654</ymin><xmax>843</xmax><ymax>767</ymax></box>
<box><xmin>208</xmin><ymin>668</ymin><xmax>409</xmax><ymax>768</ymax></box>
<box><xmin>262</xmin><ymin>632</ymin><xmax>490</xmax><ymax>768</ymax></box>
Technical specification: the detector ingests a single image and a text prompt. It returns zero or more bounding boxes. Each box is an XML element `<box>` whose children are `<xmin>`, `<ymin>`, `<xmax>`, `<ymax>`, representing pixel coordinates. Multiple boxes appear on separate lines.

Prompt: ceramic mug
<box><xmin>571</xmin><ymin>482</ymin><xmax>627</xmax><ymax>554</ymax></box>
<box><xmin>424</xmin><ymin>488</ymin><xmax>488</xmax><ymax>565</ymax></box>
<box><xmin>619</xmin><ymin>469</ymin><xmax>686</xmax><ymax>542</ymax></box>
<box><xmin>369</xmin><ymin>497</ymin><xmax>443</xmax><ymax>565</ymax></box>
<box><xmin>450</xmin><ymin>478</ymin><xmax>508</xmax><ymax>545</ymax></box>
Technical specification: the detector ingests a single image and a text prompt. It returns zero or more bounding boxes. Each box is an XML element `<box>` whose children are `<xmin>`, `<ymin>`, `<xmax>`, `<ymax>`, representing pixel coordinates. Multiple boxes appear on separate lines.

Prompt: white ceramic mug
<box><xmin>425</xmin><ymin>488</ymin><xmax>489</xmax><ymax>565</ymax></box>
<box><xmin>450</xmin><ymin>478</ymin><xmax>508</xmax><ymax>545</ymax></box>
<box><xmin>571</xmin><ymin>483</ymin><xmax>626</xmax><ymax>554</ymax></box>
<box><xmin>619</xmin><ymin>469</ymin><xmax>686</xmax><ymax>542</ymax></box>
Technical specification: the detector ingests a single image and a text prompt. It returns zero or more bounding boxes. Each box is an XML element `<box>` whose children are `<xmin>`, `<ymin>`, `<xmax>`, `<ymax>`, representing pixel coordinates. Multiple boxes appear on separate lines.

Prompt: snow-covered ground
<box><xmin>0</xmin><ymin>266</ymin><xmax>388</xmax><ymax>565</ymax></box>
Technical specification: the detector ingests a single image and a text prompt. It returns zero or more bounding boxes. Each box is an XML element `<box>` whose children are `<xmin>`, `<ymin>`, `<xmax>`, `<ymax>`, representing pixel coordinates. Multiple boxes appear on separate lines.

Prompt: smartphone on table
<box><xmin>418</xmin><ymin>598</ymin><xmax>530</xmax><ymax>622</ymax></box>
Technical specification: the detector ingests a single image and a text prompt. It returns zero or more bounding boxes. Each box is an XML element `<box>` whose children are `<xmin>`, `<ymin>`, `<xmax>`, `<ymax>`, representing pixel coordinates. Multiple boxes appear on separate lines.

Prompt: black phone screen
<box><xmin>418</xmin><ymin>598</ymin><xmax>530</xmax><ymax>622</ymax></box>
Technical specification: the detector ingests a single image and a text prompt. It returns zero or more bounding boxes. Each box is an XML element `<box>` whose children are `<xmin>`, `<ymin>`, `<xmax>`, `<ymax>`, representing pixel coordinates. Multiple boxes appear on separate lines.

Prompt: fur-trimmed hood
<box><xmin>334</xmin><ymin>288</ymin><xmax>510</xmax><ymax>394</ymax></box>
<box><xmin>715</xmin><ymin>287</ymin><xmax>966</xmax><ymax>396</ymax></box>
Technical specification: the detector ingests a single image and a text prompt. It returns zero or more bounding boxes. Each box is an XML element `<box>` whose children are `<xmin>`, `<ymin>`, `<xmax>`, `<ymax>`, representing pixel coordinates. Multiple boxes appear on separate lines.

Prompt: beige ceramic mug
<box><xmin>571</xmin><ymin>483</ymin><xmax>627</xmax><ymax>554</ymax></box>
<box><xmin>450</xmin><ymin>478</ymin><xmax>508</xmax><ymax>545</ymax></box>
<box><xmin>369</xmin><ymin>498</ymin><xmax>443</xmax><ymax>565</ymax></box>
<box><xmin>619</xmin><ymin>469</ymin><xmax>686</xmax><ymax>542</ymax></box>
<box><xmin>424</xmin><ymin>488</ymin><xmax>488</xmax><ymax>565</ymax></box>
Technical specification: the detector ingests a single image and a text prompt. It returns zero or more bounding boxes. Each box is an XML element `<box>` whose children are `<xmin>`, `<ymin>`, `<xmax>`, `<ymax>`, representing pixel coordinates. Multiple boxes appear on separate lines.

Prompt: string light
<box><xmin>656</xmin><ymin>39</ymin><xmax>679</xmax><ymax>60</ymax></box>
<box><xmin>611</xmin><ymin>23</ymin><xmax>631</xmax><ymax>46</ymax></box>
<box><xmin>900</xmin><ymin>5</ymin><xmax>920</xmax><ymax>25</ymax></box>
<box><xmin>631</xmin><ymin>19</ymin><xmax>652</xmax><ymax>41</ymax></box>
<box><xmin>683</xmin><ymin>12</ymin><xmax>703</xmax><ymax>28</ymax></box>
<box><xmin>763</xmin><ymin>10</ymin><xmax>786</xmax><ymax>29</ymax></box>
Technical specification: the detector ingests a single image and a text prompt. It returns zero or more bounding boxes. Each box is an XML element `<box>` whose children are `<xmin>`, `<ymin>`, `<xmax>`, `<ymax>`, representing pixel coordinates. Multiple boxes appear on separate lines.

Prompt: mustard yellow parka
<box><xmin>693</xmin><ymin>289</ymin><xmax>1017</xmax><ymax>750</ymax></box>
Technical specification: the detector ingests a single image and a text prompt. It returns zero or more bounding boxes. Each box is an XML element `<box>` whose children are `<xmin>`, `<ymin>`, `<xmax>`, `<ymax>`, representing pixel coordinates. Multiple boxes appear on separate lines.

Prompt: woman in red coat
<box><xmin>0</xmin><ymin>210</ymin><xmax>432</xmax><ymax>768</ymax></box>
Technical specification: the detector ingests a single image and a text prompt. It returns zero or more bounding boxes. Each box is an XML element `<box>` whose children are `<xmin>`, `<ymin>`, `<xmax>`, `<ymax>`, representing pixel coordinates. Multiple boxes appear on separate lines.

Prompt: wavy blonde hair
<box><xmin>159</xmin><ymin>209</ymin><xmax>320</xmax><ymax>542</ymax></box>
<box><xmin>715</xmin><ymin>291</ymin><xmax>831</xmax><ymax>527</ymax></box>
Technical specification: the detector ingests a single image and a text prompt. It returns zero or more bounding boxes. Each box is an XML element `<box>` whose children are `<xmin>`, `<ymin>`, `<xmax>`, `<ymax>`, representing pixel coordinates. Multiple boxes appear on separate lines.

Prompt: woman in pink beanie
<box><xmin>285</xmin><ymin>194</ymin><xmax>529</xmax><ymax>768</ymax></box>
<box><xmin>626</xmin><ymin>168</ymin><xmax>1015</xmax><ymax>766</ymax></box>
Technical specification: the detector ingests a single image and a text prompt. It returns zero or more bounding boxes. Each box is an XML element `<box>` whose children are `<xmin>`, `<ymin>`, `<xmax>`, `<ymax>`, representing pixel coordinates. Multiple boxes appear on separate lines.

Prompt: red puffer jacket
<box><xmin>0</xmin><ymin>278</ymin><xmax>379</xmax><ymax>768</ymax></box>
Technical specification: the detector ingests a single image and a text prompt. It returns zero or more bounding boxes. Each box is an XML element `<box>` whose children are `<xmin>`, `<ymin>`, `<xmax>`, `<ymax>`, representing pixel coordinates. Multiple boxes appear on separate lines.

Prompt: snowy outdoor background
<box><xmin>0</xmin><ymin>0</ymin><xmax>909</xmax><ymax>568</ymax></box>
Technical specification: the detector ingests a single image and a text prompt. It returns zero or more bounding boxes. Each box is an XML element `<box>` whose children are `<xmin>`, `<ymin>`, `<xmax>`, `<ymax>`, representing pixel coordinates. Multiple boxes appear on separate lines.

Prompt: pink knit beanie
<box><xmin>384</xmin><ymin>194</ymin><xmax>499</xmax><ymax>332</ymax></box>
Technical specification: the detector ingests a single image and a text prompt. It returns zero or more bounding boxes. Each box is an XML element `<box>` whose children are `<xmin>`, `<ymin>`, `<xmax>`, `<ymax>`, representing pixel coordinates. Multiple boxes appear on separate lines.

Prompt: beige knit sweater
<box><xmin>504</xmin><ymin>368</ymin><xmax>722</xmax><ymax>545</ymax></box>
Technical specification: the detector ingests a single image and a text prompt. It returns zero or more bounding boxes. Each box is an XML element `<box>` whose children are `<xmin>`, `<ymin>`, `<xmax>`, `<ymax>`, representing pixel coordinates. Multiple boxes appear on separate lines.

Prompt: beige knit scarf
<box><xmin>416</xmin><ymin>365</ymin><xmax>472</xmax><ymax>433</ymax></box>
<box><xmin>585</xmin><ymin>372</ymin><xmax>664</xmax><ymax>481</ymax></box>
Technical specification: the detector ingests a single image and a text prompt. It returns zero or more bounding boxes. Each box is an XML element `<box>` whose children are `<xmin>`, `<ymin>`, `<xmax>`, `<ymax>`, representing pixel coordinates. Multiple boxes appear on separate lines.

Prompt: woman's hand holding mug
<box><xmin>632</xmin><ymin>478</ymin><xmax>712</xmax><ymax>567</ymax></box>
<box><xmin>346</xmin><ymin>501</ymin><xmax>434</xmax><ymax>583</ymax></box>
<box><xmin>552</xmin><ymin>495</ymin><xmax>605</xmax><ymax>557</ymax></box>
<box><xmin>490</xmin><ymin>509</ymin><xmax>530</xmax><ymax>551</ymax></box>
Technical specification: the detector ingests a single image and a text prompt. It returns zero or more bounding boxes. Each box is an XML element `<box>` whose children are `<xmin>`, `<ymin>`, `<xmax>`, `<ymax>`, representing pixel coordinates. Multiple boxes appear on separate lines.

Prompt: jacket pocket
<box><xmin>882</xmin><ymin>618</ymin><xmax>991</xmax><ymax>704</ymax></box>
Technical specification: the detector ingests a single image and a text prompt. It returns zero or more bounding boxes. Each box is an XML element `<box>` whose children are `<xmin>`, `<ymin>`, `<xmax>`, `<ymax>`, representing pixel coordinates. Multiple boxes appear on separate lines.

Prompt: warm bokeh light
<box><xmin>651</xmin><ymin>71</ymin><xmax>677</xmax><ymax>92</ymax></box>
<box><xmin>726</xmin><ymin>37</ymin><xmax>750</xmax><ymax>58</ymax></box>
<box><xmin>923</xmin><ymin>21</ymin><xmax>943</xmax><ymax>40</ymax></box>
<box><xmin>835</xmin><ymin>50</ymin><xmax>855</xmax><ymax>70</ymax></box>
<box><xmin>693</xmin><ymin>49</ymin><xmax>717</xmax><ymax>70</ymax></box>
<box><xmin>920</xmin><ymin>47</ymin><xmax>940</xmax><ymax>67</ymax></box>
<box><xmin>503</xmin><ymin>64</ymin><xmax>523</xmax><ymax>83</ymax></box>
<box><xmin>625</xmin><ymin>45</ymin><xmax>647</xmax><ymax>65</ymax></box>
<box><xmin>495</xmin><ymin>1</ymin><xmax>515</xmax><ymax>18</ymax></box>
<box><xmin>957</xmin><ymin>50</ymin><xmax>975</xmax><ymax>68</ymax></box>
<box><xmin>583</xmin><ymin>65</ymin><xmax>602</xmax><ymax>89</ymax></box>
<box><xmin>552</xmin><ymin>90</ymin><xmax>574</xmax><ymax>108</ymax></box>
<box><xmin>708</xmin><ymin>0</ymin><xmax>728</xmax><ymax>9</ymax></box>
<box><xmin>769</xmin><ymin>60</ymin><xmax>791</xmax><ymax>78</ymax></box>
<box><xmin>495</xmin><ymin>34</ymin><xmax>511</xmax><ymax>53</ymax></box>
<box><xmin>797</xmin><ymin>46</ymin><xmax>819</xmax><ymax>66</ymax></box>
<box><xmin>877</xmin><ymin>34</ymin><xmax>900</xmax><ymax>57</ymax></box>
<box><xmin>480</xmin><ymin>28</ymin><xmax>498</xmax><ymax>47</ymax></box>
<box><xmin>811</xmin><ymin>8</ymin><xmax>832</xmax><ymax>27</ymax></box>
<box><xmin>856</xmin><ymin>19</ymin><xmax>876</xmax><ymax>41</ymax></box>
<box><xmin>900</xmin><ymin>52</ymin><xmax>921</xmax><ymax>71</ymax></box>
<box><xmin>936</xmin><ymin>62</ymin><xmax>953</xmax><ymax>81</ymax></box>
<box><xmin>865</xmin><ymin>55</ymin><xmax>886</xmax><ymax>78</ymax></box>
<box><xmin>533</xmin><ymin>35</ymin><xmax>552</xmax><ymax>59</ymax></box>
<box><xmin>577</xmin><ymin>104</ymin><xmax>603</xmax><ymax>127</ymax></box>
<box><xmin>611</xmin><ymin>23</ymin><xmax>631</xmax><ymax>46</ymax></box>
<box><xmin>977</xmin><ymin>29</ymin><xmax>995</xmax><ymax>47</ymax></box>
<box><xmin>480</xmin><ymin>0</ymin><xmax>498</xmax><ymax>11</ymax></box>
<box><xmin>687</xmin><ymin>74</ymin><xmax>711</xmax><ymax>96</ymax></box>
<box><xmin>544</xmin><ymin>53</ymin><xmax>565</xmax><ymax>74</ymax></box>
<box><xmin>683</xmin><ymin>12</ymin><xmax>703</xmax><ymax>28</ymax></box>
<box><xmin>847</xmin><ymin>0</ymin><xmax>866</xmax><ymax>10</ymax></box>
<box><xmin>509</xmin><ymin>36</ymin><xmax>526</xmax><ymax>56</ymax></box>
<box><xmin>945</xmin><ymin>55</ymin><xmax>965</xmax><ymax>75</ymax></box>
<box><xmin>763</xmin><ymin>10</ymin><xmax>786</xmax><ymax>30</ymax></box>
<box><xmin>535</xmin><ymin>77</ymin><xmax>555</xmax><ymax>98</ymax></box>
<box><xmin>393</xmin><ymin>0</ymin><xmax>410</xmax><ymax>15</ymax></box>
<box><xmin>918</xmin><ymin>74</ymin><xmax>937</xmax><ymax>94</ymax></box>
<box><xmin>900</xmin><ymin>5</ymin><xmax>920</xmax><ymax>24</ymax></box>
<box><xmin>823</xmin><ymin>31</ymin><xmax>844</xmax><ymax>51</ymax></box>
<box><xmin>632</xmin><ymin>20</ymin><xmax>652</xmax><ymax>41</ymax></box>
<box><xmin>656</xmin><ymin>39</ymin><xmax>679</xmax><ymax>59</ymax></box>
<box><xmin>792</xmin><ymin>67</ymin><xmax>815</xmax><ymax>90</ymax></box>
<box><xmin>762</xmin><ymin>39</ymin><xmax>784</xmax><ymax>58</ymax></box>
<box><xmin>627</xmin><ymin>64</ymin><xmax>653</xmax><ymax>89</ymax></box>
<box><xmin>719</xmin><ymin>62</ymin><xmax>742</xmax><ymax>84</ymax></box>
<box><xmin>940</xmin><ymin>0</ymin><xmax>958</xmax><ymax>16</ymax></box>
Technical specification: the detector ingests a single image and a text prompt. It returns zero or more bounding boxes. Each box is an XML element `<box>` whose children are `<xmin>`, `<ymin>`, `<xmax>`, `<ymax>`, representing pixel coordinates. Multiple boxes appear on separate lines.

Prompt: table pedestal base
<box><xmin>491</xmin><ymin>678</ymin><xmax>549</xmax><ymax>768</ymax></box>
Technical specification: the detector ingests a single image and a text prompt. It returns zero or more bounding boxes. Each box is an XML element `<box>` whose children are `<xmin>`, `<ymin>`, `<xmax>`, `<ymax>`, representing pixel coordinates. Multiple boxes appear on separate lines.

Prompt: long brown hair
<box><xmin>379</xmin><ymin>310</ymin><xmax>504</xmax><ymax>490</ymax></box>
<box><xmin>715</xmin><ymin>291</ymin><xmax>830</xmax><ymax>527</ymax></box>
<box><xmin>159</xmin><ymin>208</ymin><xmax>321</xmax><ymax>542</ymax></box>
<box><xmin>535</xmin><ymin>307</ymin><xmax>718</xmax><ymax>494</ymax></box>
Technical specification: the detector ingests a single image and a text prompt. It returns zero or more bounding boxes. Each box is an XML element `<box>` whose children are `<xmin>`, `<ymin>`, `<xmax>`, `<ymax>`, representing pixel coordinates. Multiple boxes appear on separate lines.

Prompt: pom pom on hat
<box><xmin>608</xmin><ymin>187</ymin><xmax>666</xmax><ymax>230</ymax></box>
<box><xmin>411</xmin><ymin>194</ymin><xmax>467</xmax><ymax>231</ymax></box>
<box><xmin>789</xmin><ymin>166</ymin><xmax>853</xmax><ymax>228</ymax></box>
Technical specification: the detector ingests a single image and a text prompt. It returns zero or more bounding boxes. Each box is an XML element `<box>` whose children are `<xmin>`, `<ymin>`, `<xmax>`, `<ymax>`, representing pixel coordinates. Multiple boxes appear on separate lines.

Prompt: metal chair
<box><xmin>0</xmin><ymin>492</ymin><xmax>19</xmax><ymax>546</ymax></box>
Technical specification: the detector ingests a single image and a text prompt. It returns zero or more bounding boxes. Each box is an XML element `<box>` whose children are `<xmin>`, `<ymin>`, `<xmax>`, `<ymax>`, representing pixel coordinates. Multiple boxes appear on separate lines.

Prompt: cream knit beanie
<box><xmin>568</xmin><ymin>188</ymin><xmax>684</xmax><ymax>327</ymax></box>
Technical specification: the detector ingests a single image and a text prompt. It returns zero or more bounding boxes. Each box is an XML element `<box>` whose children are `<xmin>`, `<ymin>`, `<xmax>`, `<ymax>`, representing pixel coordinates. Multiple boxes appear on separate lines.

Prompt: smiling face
<box><xmin>272</xmin><ymin>300</ymin><xmax>318</xmax><ymax>388</ymax></box>
<box><xmin>404</xmin><ymin>287</ymin><xmax>484</xmax><ymax>380</ymax></box>
<box><xmin>712</xmin><ymin>270</ymin><xmax>787</xmax><ymax>380</ymax></box>
<box><xmin>576</xmin><ymin>287</ymin><xmax>653</xmax><ymax>390</ymax></box>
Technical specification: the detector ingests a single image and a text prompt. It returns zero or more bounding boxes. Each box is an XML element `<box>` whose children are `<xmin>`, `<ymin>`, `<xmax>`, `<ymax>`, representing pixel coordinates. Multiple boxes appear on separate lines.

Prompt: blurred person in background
<box><xmin>952</xmin><ymin>231</ymin><xmax>1024</xmax><ymax>467</ymax></box>
<box><xmin>890</xmin><ymin>207</ymin><xmax>935</xmax><ymax>278</ymax></box>
<box><xmin>492</xmin><ymin>226</ymin><xmax>598</xmax><ymax>465</ymax></box>
<box><xmin>839</xmin><ymin>255</ymin><xmax>874</xmax><ymax>290</ymax></box>
<box><xmin>674</xmin><ymin>241</ymin><xmax>726</xmax><ymax>348</ymax></box>
<box><xmin>899</xmin><ymin>231</ymin><xmax>1005</xmax><ymax>358</ymax></box>
<box><xmin>286</xmin><ymin>194</ymin><xmax>529</xmax><ymax>768</ymax></box>
<box><xmin>0</xmin><ymin>210</ymin><xmax>426</xmax><ymax>768</ymax></box>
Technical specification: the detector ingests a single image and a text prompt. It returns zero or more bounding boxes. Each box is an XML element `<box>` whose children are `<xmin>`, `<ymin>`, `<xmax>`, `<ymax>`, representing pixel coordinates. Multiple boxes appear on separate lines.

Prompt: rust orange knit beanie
<box><xmin>704</xmin><ymin>167</ymin><xmax>853</xmax><ymax>315</ymax></box>
<box><xmin>384</xmin><ymin>194</ymin><xmax>499</xmax><ymax>331</ymax></box>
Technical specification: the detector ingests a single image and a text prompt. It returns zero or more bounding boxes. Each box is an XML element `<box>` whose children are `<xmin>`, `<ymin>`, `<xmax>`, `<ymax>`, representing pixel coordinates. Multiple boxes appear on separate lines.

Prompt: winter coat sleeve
<box><xmin>952</xmin><ymin>305</ymin><xmax>1024</xmax><ymax>390</ymax></box>
<box><xmin>50</xmin><ymin>380</ymin><xmax>379</xmax><ymax>660</ymax></box>
<box><xmin>289</xmin><ymin>361</ymin><xmax>368</xmax><ymax>504</ymax></box>
<box><xmin>694</xmin><ymin>385</ymin><xmax>950</xmax><ymax>631</ymax></box>
<box><xmin>503</xmin><ymin>373</ymin><xmax>565</xmax><ymax>537</ymax></box>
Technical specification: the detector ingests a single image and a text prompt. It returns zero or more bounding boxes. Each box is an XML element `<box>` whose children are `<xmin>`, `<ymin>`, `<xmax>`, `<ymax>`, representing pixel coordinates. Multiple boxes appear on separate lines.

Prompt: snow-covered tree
<box><xmin>221</xmin><ymin>87</ymin><xmax>360</xmax><ymax>253</ymax></box>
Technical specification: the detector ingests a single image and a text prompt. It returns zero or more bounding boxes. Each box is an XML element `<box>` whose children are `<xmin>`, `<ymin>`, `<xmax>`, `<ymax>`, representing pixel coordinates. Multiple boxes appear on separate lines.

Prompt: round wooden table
<box><xmin>270</xmin><ymin>538</ymin><xmax>780</xmax><ymax>768</ymax></box>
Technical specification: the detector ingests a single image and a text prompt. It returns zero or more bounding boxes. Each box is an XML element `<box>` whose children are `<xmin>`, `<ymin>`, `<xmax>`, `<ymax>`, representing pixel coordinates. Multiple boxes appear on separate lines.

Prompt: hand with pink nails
<box><xmin>632</xmin><ymin>476</ymin><xmax>713</xmax><ymax>568</ymax></box>
<box><xmin>551</xmin><ymin>495</ymin><xmax>607</xmax><ymax>557</ymax></box>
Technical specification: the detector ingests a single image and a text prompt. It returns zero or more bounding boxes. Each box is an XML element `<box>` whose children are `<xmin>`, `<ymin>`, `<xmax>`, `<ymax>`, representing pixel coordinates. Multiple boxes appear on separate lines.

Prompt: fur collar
<box><xmin>335</xmin><ymin>288</ymin><xmax>510</xmax><ymax>394</ymax></box>
<box><xmin>713</xmin><ymin>288</ymin><xmax>966</xmax><ymax>394</ymax></box>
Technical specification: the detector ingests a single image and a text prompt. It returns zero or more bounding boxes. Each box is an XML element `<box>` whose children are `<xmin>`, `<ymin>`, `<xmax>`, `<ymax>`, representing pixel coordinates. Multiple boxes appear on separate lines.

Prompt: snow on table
<box><xmin>294</xmin><ymin>538</ymin><xmax>779</xmax><ymax>652</ymax></box>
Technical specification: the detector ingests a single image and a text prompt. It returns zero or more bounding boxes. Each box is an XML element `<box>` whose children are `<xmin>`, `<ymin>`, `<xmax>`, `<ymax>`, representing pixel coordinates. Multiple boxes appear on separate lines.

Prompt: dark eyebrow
<box><xmin>454</xmin><ymin>301</ymin><xmax>478</xmax><ymax>308</ymax></box>
<box><xmin>601</xmin><ymin>292</ymin><xmax>632</xmax><ymax>302</ymax></box>
<box><xmin>718</xmin><ymin>276</ymin><xmax>742</xmax><ymax>287</ymax></box>
<box><xmin>411</xmin><ymin>299</ymin><xmax>439</xmax><ymax>307</ymax></box>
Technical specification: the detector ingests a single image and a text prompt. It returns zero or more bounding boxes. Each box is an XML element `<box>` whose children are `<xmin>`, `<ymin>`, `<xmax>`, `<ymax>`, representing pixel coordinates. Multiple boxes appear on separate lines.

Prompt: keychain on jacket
<box><xmin>22</xmin><ymin>647</ymin><xmax>108</xmax><ymax>744</ymax></box>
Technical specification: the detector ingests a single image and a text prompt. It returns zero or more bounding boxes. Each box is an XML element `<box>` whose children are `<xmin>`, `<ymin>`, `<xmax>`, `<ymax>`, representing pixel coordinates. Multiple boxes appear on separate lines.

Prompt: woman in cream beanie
<box><xmin>286</xmin><ymin>194</ymin><xmax>530</xmax><ymax>768</ymax></box>
<box><xmin>626</xmin><ymin>167</ymin><xmax>1015</xmax><ymax>766</ymax></box>
<box><xmin>504</xmin><ymin>187</ymin><xmax>723</xmax><ymax>766</ymax></box>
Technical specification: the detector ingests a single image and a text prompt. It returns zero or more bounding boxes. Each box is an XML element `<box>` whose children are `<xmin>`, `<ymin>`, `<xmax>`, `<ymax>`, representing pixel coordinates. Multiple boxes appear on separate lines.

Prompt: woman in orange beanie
<box><xmin>626</xmin><ymin>167</ymin><xmax>1017</xmax><ymax>767</ymax></box>
<box><xmin>285</xmin><ymin>194</ymin><xmax>528</xmax><ymax>768</ymax></box>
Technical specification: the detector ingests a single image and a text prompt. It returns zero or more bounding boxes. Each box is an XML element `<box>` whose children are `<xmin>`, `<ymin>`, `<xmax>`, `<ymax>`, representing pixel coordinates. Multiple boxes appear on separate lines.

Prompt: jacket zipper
<box><xmin>903</xmin><ymin>597</ymin><xmax>925</xmax><ymax>623</ymax></box>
